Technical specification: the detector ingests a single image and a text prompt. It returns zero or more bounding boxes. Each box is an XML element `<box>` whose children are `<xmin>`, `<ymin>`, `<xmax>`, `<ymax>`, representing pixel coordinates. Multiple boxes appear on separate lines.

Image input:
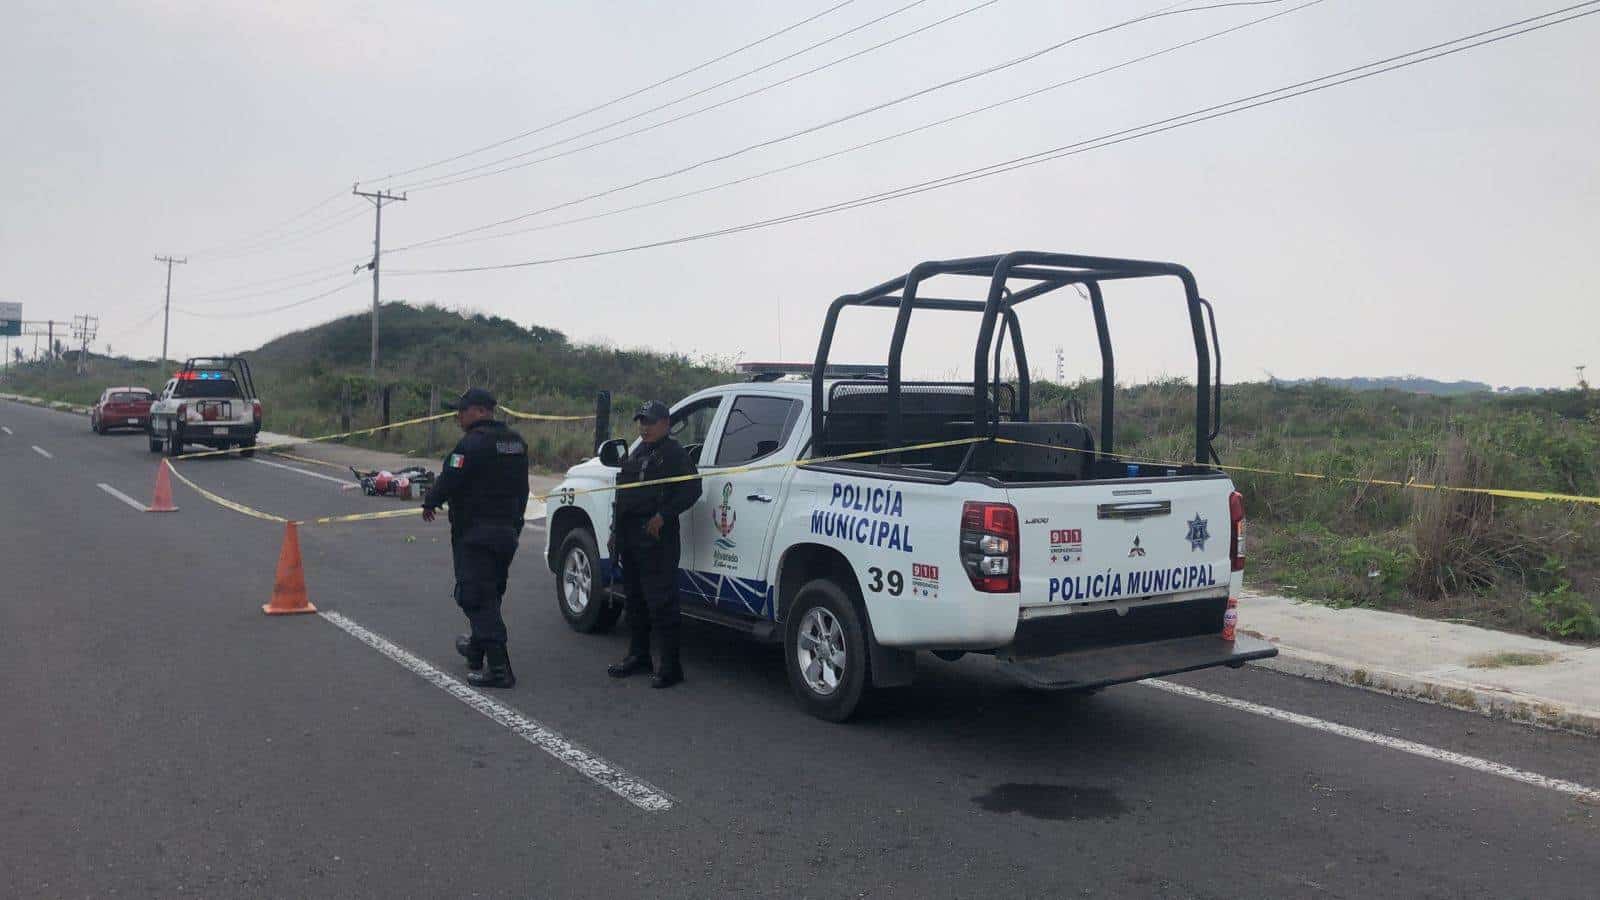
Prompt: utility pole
<box><xmin>47</xmin><ymin>320</ymin><xmax>54</xmax><ymax>365</ymax></box>
<box><xmin>352</xmin><ymin>184</ymin><xmax>407</xmax><ymax>380</ymax></box>
<box><xmin>72</xmin><ymin>315</ymin><xmax>99</xmax><ymax>374</ymax></box>
<box><xmin>154</xmin><ymin>255</ymin><xmax>186</xmax><ymax>364</ymax></box>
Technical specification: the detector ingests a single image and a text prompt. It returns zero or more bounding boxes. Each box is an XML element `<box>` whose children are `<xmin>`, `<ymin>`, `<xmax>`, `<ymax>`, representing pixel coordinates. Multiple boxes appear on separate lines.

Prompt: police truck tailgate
<box><xmin>1011</xmin><ymin>475</ymin><xmax>1235</xmax><ymax>609</ymax></box>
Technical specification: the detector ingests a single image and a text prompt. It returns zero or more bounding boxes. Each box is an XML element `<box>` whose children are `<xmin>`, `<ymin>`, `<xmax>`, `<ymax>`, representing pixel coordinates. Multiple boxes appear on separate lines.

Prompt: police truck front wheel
<box><xmin>163</xmin><ymin>424</ymin><xmax>183</xmax><ymax>457</ymax></box>
<box><xmin>785</xmin><ymin>579</ymin><xmax>871</xmax><ymax>722</ymax></box>
<box><xmin>556</xmin><ymin>529</ymin><xmax>620</xmax><ymax>633</ymax></box>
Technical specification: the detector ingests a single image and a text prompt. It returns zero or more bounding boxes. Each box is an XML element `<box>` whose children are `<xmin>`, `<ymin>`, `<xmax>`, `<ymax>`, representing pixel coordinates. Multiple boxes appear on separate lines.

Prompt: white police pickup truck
<box><xmin>148</xmin><ymin>357</ymin><xmax>263</xmax><ymax>458</ymax></box>
<box><xmin>546</xmin><ymin>252</ymin><xmax>1275</xmax><ymax>721</ymax></box>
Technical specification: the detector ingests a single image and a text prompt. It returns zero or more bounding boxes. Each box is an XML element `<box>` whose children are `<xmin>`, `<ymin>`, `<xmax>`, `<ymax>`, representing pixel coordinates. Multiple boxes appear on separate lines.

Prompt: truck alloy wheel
<box><xmin>556</xmin><ymin>529</ymin><xmax>620</xmax><ymax>634</ymax></box>
<box><xmin>784</xmin><ymin>578</ymin><xmax>870</xmax><ymax>722</ymax></box>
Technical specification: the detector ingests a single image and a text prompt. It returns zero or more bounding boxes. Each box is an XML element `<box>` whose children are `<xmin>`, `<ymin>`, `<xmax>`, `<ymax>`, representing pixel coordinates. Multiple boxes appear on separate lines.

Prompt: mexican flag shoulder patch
<box><xmin>447</xmin><ymin>453</ymin><xmax>466</xmax><ymax>469</ymax></box>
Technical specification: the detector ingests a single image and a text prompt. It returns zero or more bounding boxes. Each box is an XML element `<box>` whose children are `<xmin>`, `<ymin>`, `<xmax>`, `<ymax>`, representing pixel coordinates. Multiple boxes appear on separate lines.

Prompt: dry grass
<box><xmin>1467</xmin><ymin>651</ymin><xmax>1559</xmax><ymax>669</ymax></box>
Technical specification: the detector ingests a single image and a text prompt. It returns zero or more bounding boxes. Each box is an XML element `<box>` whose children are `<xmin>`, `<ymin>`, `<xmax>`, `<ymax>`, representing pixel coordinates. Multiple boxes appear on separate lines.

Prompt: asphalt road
<box><xmin>2</xmin><ymin>399</ymin><xmax>1596</xmax><ymax>899</ymax></box>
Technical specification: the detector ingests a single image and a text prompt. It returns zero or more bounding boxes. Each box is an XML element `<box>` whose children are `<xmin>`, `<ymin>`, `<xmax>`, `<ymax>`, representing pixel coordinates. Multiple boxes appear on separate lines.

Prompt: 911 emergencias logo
<box><xmin>1049</xmin><ymin>528</ymin><xmax>1083</xmax><ymax>565</ymax></box>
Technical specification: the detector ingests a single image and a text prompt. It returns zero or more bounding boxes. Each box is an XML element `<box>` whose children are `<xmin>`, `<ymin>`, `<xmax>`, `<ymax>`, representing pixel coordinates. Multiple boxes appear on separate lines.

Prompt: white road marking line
<box><xmin>31</xmin><ymin>445</ymin><xmax>52</xmax><ymax>459</ymax></box>
<box><xmin>318</xmin><ymin>611</ymin><xmax>674</xmax><ymax>812</ymax></box>
<box><xmin>2</xmin><ymin>426</ymin><xmax>13</xmax><ymax>435</ymax></box>
<box><xmin>97</xmin><ymin>483</ymin><xmax>149</xmax><ymax>512</ymax></box>
<box><xmin>1143</xmin><ymin>679</ymin><xmax>1600</xmax><ymax>802</ymax></box>
<box><xmin>253</xmin><ymin>457</ymin><xmax>353</xmax><ymax>485</ymax></box>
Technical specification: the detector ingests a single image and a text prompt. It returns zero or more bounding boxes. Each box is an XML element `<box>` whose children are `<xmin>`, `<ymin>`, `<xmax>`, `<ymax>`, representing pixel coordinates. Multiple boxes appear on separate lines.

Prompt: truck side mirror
<box><xmin>598</xmin><ymin>438</ymin><xmax>628</xmax><ymax>467</ymax></box>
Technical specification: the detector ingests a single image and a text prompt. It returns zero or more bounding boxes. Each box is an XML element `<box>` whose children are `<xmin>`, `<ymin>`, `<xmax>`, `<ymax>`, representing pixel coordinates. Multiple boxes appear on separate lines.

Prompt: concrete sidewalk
<box><xmin>1239</xmin><ymin>588</ymin><xmax>1600</xmax><ymax>736</ymax></box>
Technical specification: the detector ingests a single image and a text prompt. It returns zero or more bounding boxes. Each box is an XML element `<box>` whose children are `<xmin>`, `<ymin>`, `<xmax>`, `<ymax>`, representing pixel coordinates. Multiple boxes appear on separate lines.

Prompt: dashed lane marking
<box><xmin>253</xmin><ymin>457</ymin><xmax>355</xmax><ymax>485</ymax></box>
<box><xmin>31</xmin><ymin>445</ymin><xmax>52</xmax><ymax>459</ymax></box>
<box><xmin>1144</xmin><ymin>679</ymin><xmax>1600</xmax><ymax>802</ymax></box>
<box><xmin>2</xmin><ymin>426</ymin><xmax>13</xmax><ymax>435</ymax></box>
<box><xmin>97</xmin><ymin>483</ymin><xmax>149</xmax><ymax>512</ymax></box>
<box><xmin>318</xmin><ymin>611</ymin><xmax>675</xmax><ymax>812</ymax></box>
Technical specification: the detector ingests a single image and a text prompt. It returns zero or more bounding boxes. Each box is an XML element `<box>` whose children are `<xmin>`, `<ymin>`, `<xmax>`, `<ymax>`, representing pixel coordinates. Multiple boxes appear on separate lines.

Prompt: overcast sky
<box><xmin>3</xmin><ymin>0</ymin><xmax>1596</xmax><ymax>388</ymax></box>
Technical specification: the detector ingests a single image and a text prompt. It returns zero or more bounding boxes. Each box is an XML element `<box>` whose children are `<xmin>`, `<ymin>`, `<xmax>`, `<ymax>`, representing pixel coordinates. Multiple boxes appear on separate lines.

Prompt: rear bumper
<box><xmin>997</xmin><ymin>634</ymin><xmax>1278</xmax><ymax>690</ymax></box>
<box><xmin>100</xmin><ymin>416</ymin><xmax>150</xmax><ymax>429</ymax></box>
<box><xmin>177</xmin><ymin>424</ymin><xmax>259</xmax><ymax>444</ymax></box>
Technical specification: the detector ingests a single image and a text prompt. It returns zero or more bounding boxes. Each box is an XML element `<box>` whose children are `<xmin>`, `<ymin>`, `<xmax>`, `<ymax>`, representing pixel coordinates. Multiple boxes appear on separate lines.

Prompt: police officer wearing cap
<box><xmin>607</xmin><ymin>400</ymin><xmax>701</xmax><ymax>688</ymax></box>
<box><xmin>422</xmin><ymin>387</ymin><xmax>530</xmax><ymax>689</ymax></box>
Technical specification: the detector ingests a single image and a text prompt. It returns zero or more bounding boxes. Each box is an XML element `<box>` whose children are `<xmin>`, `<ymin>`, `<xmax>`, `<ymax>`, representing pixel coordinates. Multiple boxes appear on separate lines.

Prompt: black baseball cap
<box><xmin>444</xmin><ymin>387</ymin><xmax>497</xmax><ymax>411</ymax></box>
<box><xmin>633</xmin><ymin>400</ymin><xmax>670</xmax><ymax>423</ymax></box>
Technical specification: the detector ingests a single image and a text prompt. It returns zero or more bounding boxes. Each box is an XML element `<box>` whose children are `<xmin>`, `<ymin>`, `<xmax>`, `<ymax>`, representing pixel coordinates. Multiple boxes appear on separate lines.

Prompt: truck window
<box><xmin>664</xmin><ymin>397</ymin><xmax>723</xmax><ymax>464</ymax></box>
<box><xmin>714</xmin><ymin>395</ymin><xmax>801</xmax><ymax>467</ymax></box>
<box><xmin>174</xmin><ymin>378</ymin><xmax>242</xmax><ymax>399</ymax></box>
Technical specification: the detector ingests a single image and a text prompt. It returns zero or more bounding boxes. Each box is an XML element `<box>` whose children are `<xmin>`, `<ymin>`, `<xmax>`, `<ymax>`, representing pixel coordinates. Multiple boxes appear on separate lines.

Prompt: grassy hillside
<box><xmin>5</xmin><ymin>307</ymin><xmax>1597</xmax><ymax>641</ymax></box>
<box><xmin>4</xmin><ymin>303</ymin><xmax>731</xmax><ymax>465</ymax></box>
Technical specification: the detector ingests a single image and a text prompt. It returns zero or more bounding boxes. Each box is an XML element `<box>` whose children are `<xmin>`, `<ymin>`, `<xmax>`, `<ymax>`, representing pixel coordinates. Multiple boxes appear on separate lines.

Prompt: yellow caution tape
<box><xmin>263</xmin><ymin>449</ymin><xmax>353</xmax><ymax>471</ymax></box>
<box><xmin>530</xmin><ymin>436</ymin><xmax>990</xmax><ymax>504</ymax></box>
<box><xmin>499</xmin><ymin>405</ymin><xmax>595</xmax><ymax>422</ymax></box>
<box><xmin>311</xmin><ymin>507</ymin><xmax>425</xmax><ymax>525</ymax></box>
<box><xmin>162</xmin><ymin>425</ymin><xmax>1600</xmax><ymax>532</ymax></box>
<box><xmin>990</xmin><ymin>437</ymin><xmax>1600</xmax><ymax>507</ymax></box>
<box><xmin>162</xmin><ymin>460</ymin><xmax>289</xmax><ymax>523</ymax></box>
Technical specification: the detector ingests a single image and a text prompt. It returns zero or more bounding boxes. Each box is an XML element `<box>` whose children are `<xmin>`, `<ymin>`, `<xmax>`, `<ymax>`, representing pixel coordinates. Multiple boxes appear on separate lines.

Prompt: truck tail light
<box><xmin>960</xmin><ymin>501</ymin><xmax>1019</xmax><ymax>593</ymax></box>
<box><xmin>252</xmin><ymin>400</ymin><xmax>263</xmax><ymax>425</ymax></box>
<box><xmin>1229</xmin><ymin>490</ymin><xmax>1246</xmax><ymax>573</ymax></box>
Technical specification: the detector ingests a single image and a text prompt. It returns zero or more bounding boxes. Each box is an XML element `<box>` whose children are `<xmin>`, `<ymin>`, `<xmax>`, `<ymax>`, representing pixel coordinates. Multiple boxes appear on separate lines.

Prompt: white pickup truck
<box><xmin>148</xmin><ymin>357</ymin><xmax>263</xmax><ymax>458</ymax></box>
<box><xmin>545</xmin><ymin>252</ymin><xmax>1275</xmax><ymax>721</ymax></box>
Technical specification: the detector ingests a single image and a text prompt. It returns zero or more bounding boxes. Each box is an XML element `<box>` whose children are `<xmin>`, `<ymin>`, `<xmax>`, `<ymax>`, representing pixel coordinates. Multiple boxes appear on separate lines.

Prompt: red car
<box><xmin>91</xmin><ymin>387</ymin><xmax>155</xmax><ymax>434</ymax></box>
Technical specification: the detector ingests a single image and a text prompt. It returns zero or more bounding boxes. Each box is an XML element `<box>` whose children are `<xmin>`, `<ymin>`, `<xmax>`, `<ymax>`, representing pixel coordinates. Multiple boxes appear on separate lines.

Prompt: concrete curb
<box><xmin>1250</xmin><ymin>643</ymin><xmax>1600</xmax><ymax>738</ymax></box>
<box><xmin>2</xmin><ymin>393</ymin><xmax>91</xmax><ymax>416</ymax></box>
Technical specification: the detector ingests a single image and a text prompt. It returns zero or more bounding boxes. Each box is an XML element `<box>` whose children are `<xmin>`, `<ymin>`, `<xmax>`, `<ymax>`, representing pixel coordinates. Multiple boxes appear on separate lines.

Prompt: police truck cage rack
<box><xmin>809</xmin><ymin>251</ymin><xmax>1223</xmax><ymax>479</ymax></box>
<box><xmin>173</xmin><ymin>357</ymin><xmax>258</xmax><ymax>399</ymax></box>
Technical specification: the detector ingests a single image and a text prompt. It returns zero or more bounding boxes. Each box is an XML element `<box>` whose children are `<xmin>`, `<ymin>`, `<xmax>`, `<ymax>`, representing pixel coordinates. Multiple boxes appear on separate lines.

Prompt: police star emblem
<box><xmin>1186</xmin><ymin>513</ymin><xmax>1210</xmax><ymax>552</ymax></box>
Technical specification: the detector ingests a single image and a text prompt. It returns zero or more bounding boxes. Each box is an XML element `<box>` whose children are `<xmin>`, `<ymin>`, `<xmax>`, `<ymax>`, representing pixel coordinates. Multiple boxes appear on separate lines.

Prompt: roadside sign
<box><xmin>0</xmin><ymin>301</ymin><xmax>19</xmax><ymax>337</ymax></box>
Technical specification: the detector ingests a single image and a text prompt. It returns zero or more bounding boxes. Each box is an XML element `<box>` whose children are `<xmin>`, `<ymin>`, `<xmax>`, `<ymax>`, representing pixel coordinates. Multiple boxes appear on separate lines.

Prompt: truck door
<box><xmin>688</xmin><ymin>393</ymin><xmax>804</xmax><ymax>620</ymax></box>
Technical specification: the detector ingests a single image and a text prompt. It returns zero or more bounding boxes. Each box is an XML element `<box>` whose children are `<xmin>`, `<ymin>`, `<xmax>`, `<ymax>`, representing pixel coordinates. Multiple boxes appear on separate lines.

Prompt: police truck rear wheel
<box><xmin>785</xmin><ymin>579</ymin><xmax>870</xmax><ymax>722</ymax></box>
<box><xmin>238</xmin><ymin>438</ymin><xmax>256</xmax><ymax>459</ymax></box>
<box><xmin>556</xmin><ymin>529</ymin><xmax>618</xmax><ymax>633</ymax></box>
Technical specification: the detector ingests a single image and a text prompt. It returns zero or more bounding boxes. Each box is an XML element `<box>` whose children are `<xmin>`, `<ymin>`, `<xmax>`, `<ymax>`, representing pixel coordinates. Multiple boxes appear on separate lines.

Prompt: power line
<box><xmin>363</xmin><ymin>0</ymin><xmax>862</xmax><ymax>185</ymax></box>
<box><xmin>390</xmin><ymin>0</ymin><xmax>1308</xmax><ymax>256</ymax></box>
<box><xmin>183</xmin><ymin>270</ymin><xmax>354</xmax><ymax>306</ymax></box>
<box><xmin>388</xmin><ymin>2</ymin><xmax>1600</xmax><ymax>277</ymax></box>
<box><xmin>176</xmin><ymin>256</ymin><xmax>371</xmax><ymax>301</ymax></box>
<box><xmin>186</xmin><ymin>187</ymin><xmax>350</xmax><ymax>258</ymax></box>
<box><xmin>174</xmin><ymin>278</ymin><xmax>366</xmax><ymax>319</ymax></box>
<box><xmin>399</xmin><ymin>0</ymin><xmax>1000</xmax><ymax>193</ymax></box>
<box><xmin>192</xmin><ymin>204</ymin><xmax>371</xmax><ymax>262</ymax></box>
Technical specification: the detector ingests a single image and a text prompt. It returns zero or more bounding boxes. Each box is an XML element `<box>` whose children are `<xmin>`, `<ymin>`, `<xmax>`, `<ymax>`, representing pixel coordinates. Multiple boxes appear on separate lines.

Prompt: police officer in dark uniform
<box><xmin>607</xmin><ymin>400</ymin><xmax>701</xmax><ymax>689</ymax></box>
<box><xmin>422</xmin><ymin>387</ymin><xmax>530</xmax><ymax>689</ymax></box>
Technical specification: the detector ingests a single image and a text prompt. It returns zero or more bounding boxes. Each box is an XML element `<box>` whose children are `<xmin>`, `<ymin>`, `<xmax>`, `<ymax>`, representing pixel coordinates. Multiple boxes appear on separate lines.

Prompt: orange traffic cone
<box><xmin>262</xmin><ymin>522</ymin><xmax>317</xmax><ymax>615</ymax></box>
<box><xmin>147</xmin><ymin>461</ymin><xmax>179</xmax><ymax>513</ymax></box>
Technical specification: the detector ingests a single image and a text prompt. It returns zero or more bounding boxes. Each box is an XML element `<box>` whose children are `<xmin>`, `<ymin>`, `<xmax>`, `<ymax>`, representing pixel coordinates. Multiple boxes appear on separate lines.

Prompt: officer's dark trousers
<box><xmin>618</xmin><ymin>524</ymin><xmax>682</xmax><ymax>672</ymax></box>
<box><xmin>452</xmin><ymin>523</ymin><xmax>520</xmax><ymax>648</ymax></box>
